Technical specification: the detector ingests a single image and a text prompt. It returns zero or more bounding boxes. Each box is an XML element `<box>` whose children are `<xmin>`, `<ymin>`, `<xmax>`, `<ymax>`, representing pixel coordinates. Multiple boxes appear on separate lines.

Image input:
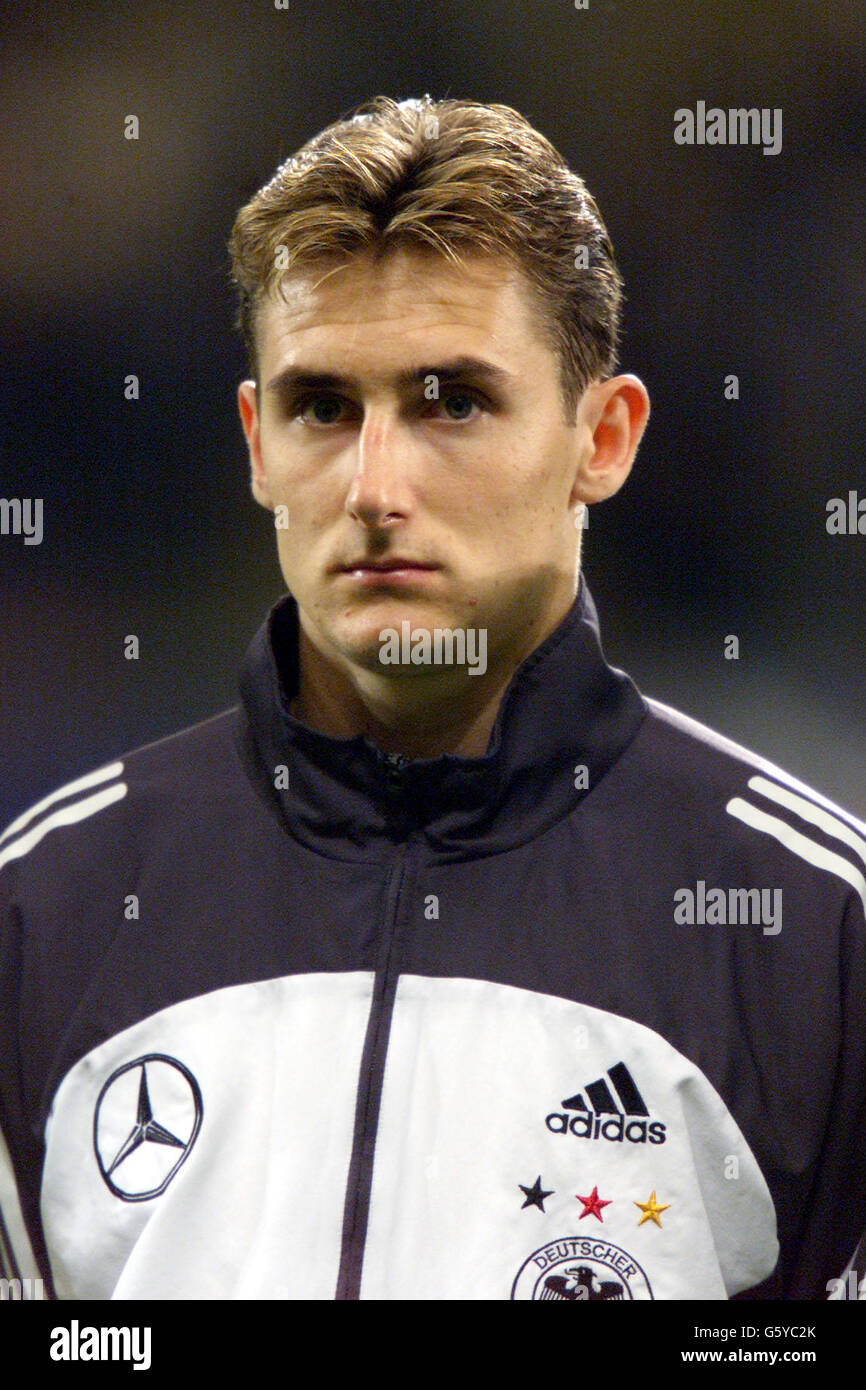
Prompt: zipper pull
<box><xmin>380</xmin><ymin>751</ymin><xmax>421</xmax><ymax>838</ymax></box>
<box><xmin>382</xmin><ymin>750</ymin><xmax>410</xmax><ymax>784</ymax></box>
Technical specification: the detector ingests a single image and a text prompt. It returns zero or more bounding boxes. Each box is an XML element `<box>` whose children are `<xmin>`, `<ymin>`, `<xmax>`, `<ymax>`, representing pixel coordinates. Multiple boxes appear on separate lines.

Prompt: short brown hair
<box><xmin>228</xmin><ymin>95</ymin><xmax>624</xmax><ymax>421</ymax></box>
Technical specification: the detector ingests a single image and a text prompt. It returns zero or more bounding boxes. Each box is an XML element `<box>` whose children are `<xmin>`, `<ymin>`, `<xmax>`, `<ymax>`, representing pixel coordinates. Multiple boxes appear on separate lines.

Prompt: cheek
<box><xmin>261</xmin><ymin>447</ymin><xmax>297</xmax><ymax>491</ymax></box>
<box><xmin>266</xmin><ymin>461</ymin><xmax>327</xmax><ymax>526</ymax></box>
<box><xmin>469</xmin><ymin>464</ymin><xmax>555</xmax><ymax>531</ymax></box>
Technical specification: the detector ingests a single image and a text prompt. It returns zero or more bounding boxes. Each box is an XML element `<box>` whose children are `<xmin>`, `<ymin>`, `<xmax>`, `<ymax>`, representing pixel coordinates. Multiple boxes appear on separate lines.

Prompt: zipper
<box><xmin>335</xmin><ymin>760</ymin><xmax>417</xmax><ymax>1300</ymax></box>
<box><xmin>383</xmin><ymin>752</ymin><xmax>409</xmax><ymax>770</ymax></box>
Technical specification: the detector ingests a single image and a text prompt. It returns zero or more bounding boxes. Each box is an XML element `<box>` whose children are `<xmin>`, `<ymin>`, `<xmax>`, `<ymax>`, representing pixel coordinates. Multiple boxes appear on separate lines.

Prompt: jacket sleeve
<box><xmin>800</xmin><ymin>891</ymin><xmax>866</xmax><ymax>1300</ymax></box>
<box><xmin>0</xmin><ymin>852</ymin><xmax>51</xmax><ymax>1298</ymax></box>
<box><xmin>827</xmin><ymin>1231</ymin><xmax>866</xmax><ymax>1300</ymax></box>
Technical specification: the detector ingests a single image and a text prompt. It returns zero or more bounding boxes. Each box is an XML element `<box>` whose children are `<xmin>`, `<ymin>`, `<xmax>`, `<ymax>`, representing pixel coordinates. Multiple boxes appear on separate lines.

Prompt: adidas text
<box><xmin>546</xmin><ymin>1112</ymin><xmax>667</xmax><ymax>1144</ymax></box>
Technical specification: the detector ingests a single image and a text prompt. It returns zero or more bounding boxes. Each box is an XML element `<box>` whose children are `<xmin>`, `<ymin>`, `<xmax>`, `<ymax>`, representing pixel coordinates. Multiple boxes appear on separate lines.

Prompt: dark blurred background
<box><xmin>1</xmin><ymin>0</ymin><xmax>864</xmax><ymax>826</ymax></box>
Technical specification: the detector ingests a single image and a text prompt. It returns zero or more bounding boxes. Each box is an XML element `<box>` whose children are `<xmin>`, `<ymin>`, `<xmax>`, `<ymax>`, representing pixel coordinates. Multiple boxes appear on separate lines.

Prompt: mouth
<box><xmin>333</xmin><ymin>556</ymin><xmax>439</xmax><ymax>572</ymax></box>
<box><xmin>334</xmin><ymin>559</ymin><xmax>441</xmax><ymax>587</ymax></box>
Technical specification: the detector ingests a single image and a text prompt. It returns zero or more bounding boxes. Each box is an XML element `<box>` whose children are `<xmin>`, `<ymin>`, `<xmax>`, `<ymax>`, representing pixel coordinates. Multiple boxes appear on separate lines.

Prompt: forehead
<box><xmin>254</xmin><ymin>249</ymin><xmax>549</xmax><ymax>376</ymax></box>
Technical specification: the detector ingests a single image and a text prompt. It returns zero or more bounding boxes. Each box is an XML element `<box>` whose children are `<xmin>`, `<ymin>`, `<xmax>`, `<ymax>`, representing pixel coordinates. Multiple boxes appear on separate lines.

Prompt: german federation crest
<box><xmin>512</xmin><ymin>1237</ymin><xmax>653</xmax><ymax>1300</ymax></box>
<box><xmin>93</xmin><ymin>1053</ymin><xmax>203</xmax><ymax>1201</ymax></box>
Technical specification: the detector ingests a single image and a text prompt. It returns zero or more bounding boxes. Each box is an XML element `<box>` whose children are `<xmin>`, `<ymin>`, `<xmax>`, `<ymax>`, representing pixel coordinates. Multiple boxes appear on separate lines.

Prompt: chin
<box><xmin>328</xmin><ymin>601</ymin><xmax>451</xmax><ymax>668</ymax></box>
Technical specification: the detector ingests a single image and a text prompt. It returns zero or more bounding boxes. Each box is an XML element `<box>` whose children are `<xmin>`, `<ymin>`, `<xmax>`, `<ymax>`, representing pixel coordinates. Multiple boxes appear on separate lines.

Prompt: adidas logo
<box><xmin>546</xmin><ymin>1061</ymin><xmax>666</xmax><ymax>1146</ymax></box>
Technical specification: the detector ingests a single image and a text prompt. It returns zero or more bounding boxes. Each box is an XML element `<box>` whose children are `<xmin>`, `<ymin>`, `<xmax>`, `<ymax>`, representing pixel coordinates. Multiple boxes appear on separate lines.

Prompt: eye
<box><xmin>434</xmin><ymin>388</ymin><xmax>486</xmax><ymax>422</ymax></box>
<box><xmin>290</xmin><ymin>386</ymin><xmax>488</xmax><ymax>427</ymax></box>
<box><xmin>295</xmin><ymin>392</ymin><xmax>347</xmax><ymax>426</ymax></box>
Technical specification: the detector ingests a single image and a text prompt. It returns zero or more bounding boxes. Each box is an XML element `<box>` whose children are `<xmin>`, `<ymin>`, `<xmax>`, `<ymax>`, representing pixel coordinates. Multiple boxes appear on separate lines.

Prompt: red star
<box><xmin>575</xmin><ymin>1185</ymin><xmax>612</xmax><ymax>1222</ymax></box>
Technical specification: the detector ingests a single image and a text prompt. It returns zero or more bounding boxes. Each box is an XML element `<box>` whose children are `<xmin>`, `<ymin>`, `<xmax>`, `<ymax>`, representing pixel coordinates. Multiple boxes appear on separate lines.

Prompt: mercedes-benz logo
<box><xmin>93</xmin><ymin>1054</ymin><xmax>203</xmax><ymax>1201</ymax></box>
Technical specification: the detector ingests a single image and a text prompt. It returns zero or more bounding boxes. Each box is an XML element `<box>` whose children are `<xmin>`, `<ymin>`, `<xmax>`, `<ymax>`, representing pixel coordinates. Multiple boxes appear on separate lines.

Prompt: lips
<box><xmin>337</xmin><ymin>559</ymin><xmax>438</xmax><ymax>572</ymax></box>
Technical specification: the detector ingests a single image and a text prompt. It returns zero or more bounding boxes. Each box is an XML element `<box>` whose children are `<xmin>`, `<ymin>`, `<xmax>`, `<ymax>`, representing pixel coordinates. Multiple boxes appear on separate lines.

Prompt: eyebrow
<box><xmin>264</xmin><ymin>356</ymin><xmax>515</xmax><ymax>395</ymax></box>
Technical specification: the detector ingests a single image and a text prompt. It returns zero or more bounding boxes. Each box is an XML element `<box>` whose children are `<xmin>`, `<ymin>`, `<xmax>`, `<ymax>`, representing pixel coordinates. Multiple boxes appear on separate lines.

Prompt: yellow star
<box><xmin>634</xmin><ymin>1190</ymin><xmax>670</xmax><ymax>1227</ymax></box>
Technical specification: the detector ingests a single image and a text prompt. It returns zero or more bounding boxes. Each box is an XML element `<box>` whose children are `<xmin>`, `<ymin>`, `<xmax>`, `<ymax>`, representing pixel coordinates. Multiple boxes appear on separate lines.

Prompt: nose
<box><xmin>344</xmin><ymin>405</ymin><xmax>413</xmax><ymax>528</ymax></box>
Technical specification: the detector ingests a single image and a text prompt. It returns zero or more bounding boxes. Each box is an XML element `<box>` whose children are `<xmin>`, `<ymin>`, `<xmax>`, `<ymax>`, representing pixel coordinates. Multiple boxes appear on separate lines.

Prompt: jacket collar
<box><xmin>236</xmin><ymin>576</ymin><xmax>647</xmax><ymax>859</ymax></box>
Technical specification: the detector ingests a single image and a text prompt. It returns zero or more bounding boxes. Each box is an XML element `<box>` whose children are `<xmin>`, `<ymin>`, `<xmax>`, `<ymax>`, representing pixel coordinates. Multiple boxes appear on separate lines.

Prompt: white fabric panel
<box><xmin>42</xmin><ymin>971</ymin><xmax>374</xmax><ymax>1299</ymax></box>
<box><xmin>362</xmin><ymin>976</ymin><xmax>778</xmax><ymax>1300</ymax></box>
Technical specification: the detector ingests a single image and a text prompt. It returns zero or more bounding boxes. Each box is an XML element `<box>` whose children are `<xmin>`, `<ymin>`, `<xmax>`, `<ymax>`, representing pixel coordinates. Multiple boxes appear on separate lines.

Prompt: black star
<box><xmin>519</xmin><ymin>1176</ymin><xmax>554</xmax><ymax>1212</ymax></box>
<box><xmin>107</xmin><ymin>1064</ymin><xmax>186</xmax><ymax>1176</ymax></box>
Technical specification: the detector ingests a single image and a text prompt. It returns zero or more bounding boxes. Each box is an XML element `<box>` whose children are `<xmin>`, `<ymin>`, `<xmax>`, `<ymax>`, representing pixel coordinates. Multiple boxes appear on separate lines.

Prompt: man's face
<box><xmin>238</xmin><ymin>249</ymin><xmax>599</xmax><ymax>678</ymax></box>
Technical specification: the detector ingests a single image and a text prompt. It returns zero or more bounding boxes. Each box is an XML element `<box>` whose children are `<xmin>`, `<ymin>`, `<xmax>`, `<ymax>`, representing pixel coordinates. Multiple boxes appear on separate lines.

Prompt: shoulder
<box><xmin>0</xmin><ymin>707</ymin><xmax>245</xmax><ymax>889</ymax></box>
<box><xmin>641</xmin><ymin>695</ymin><xmax>866</xmax><ymax>829</ymax></box>
<box><xmin>627</xmin><ymin>696</ymin><xmax>866</xmax><ymax>918</ymax></box>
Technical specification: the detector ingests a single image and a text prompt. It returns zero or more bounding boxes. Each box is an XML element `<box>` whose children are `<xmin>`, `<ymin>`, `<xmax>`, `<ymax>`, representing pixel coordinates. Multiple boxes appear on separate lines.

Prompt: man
<box><xmin>1</xmin><ymin>95</ymin><xmax>864</xmax><ymax>1301</ymax></box>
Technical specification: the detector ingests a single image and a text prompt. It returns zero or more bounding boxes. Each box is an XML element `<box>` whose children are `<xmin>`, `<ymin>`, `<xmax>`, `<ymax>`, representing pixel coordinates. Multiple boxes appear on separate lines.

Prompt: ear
<box><xmin>237</xmin><ymin>380</ymin><xmax>274</xmax><ymax>510</ymax></box>
<box><xmin>571</xmin><ymin>374</ymin><xmax>650</xmax><ymax>506</ymax></box>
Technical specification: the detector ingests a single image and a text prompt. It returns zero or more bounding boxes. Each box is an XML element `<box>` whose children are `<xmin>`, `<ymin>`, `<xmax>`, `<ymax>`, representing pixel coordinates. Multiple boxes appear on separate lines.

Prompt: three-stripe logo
<box><xmin>546</xmin><ymin>1061</ymin><xmax>667</xmax><ymax>1145</ymax></box>
<box><xmin>726</xmin><ymin>773</ymin><xmax>866</xmax><ymax>917</ymax></box>
<box><xmin>0</xmin><ymin>762</ymin><xmax>127</xmax><ymax>873</ymax></box>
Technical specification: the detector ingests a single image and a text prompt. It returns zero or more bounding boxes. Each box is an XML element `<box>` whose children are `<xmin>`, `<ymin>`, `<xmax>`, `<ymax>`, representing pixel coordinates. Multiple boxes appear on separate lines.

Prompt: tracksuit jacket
<box><xmin>1</xmin><ymin>578</ymin><xmax>865</xmax><ymax>1300</ymax></box>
